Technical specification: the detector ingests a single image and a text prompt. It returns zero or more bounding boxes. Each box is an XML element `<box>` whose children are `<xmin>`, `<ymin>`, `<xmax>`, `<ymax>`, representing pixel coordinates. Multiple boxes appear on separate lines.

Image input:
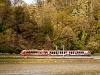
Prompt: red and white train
<box><xmin>20</xmin><ymin>50</ymin><xmax>91</xmax><ymax>56</ymax></box>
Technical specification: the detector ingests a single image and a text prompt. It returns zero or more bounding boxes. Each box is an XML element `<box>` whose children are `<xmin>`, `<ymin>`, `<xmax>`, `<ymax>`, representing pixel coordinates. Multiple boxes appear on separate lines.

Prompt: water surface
<box><xmin>0</xmin><ymin>62</ymin><xmax>100</xmax><ymax>75</ymax></box>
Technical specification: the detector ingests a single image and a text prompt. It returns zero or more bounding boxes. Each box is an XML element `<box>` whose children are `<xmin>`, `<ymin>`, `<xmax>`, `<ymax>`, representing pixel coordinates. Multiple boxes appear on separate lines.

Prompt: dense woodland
<box><xmin>0</xmin><ymin>0</ymin><xmax>100</xmax><ymax>54</ymax></box>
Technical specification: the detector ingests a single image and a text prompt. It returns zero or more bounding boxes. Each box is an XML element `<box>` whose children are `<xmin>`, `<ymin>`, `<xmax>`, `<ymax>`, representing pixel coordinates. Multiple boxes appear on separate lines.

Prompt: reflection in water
<box><xmin>0</xmin><ymin>62</ymin><xmax>100</xmax><ymax>75</ymax></box>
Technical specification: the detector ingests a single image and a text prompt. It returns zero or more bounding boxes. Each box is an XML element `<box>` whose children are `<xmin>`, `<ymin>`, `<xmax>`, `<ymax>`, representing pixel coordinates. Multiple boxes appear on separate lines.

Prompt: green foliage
<box><xmin>42</xmin><ymin>24</ymin><xmax>53</xmax><ymax>36</ymax></box>
<box><xmin>0</xmin><ymin>43</ymin><xmax>12</xmax><ymax>53</ymax></box>
<box><xmin>14</xmin><ymin>6</ymin><xmax>25</xmax><ymax>24</ymax></box>
<box><xmin>0</xmin><ymin>0</ymin><xmax>100</xmax><ymax>54</ymax></box>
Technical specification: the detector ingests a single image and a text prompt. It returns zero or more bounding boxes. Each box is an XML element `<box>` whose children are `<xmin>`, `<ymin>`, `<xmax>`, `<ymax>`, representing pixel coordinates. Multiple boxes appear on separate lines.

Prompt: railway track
<box><xmin>0</xmin><ymin>55</ymin><xmax>100</xmax><ymax>59</ymax></box>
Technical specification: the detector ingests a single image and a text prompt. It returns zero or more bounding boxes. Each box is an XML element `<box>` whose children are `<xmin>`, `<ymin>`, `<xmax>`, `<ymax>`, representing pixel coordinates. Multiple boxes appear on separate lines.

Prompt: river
<box><xmin>0</xmin><ymin>62</ymin><xmax>100</xmax><ymax>75</ymax></box>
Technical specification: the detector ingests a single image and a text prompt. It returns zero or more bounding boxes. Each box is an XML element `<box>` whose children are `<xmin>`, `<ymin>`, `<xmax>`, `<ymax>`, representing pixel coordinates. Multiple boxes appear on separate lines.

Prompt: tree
<box><xmin>11</xmin><ymin>0</ymin><xmax>25</xmax><ymax>6</ymax></box>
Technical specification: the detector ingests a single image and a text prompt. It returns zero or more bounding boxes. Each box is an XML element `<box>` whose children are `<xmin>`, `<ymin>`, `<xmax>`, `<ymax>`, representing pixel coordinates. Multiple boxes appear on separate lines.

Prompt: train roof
<box><xmin>22</xmin><ymin>50</ymin><xmax>90</xmax><ymax>51</ymax></box>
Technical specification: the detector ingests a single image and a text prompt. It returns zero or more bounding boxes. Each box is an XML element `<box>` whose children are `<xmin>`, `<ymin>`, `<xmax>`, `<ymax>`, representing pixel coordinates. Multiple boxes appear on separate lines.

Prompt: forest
<box><xmin>0</xmin><ymin>0</ymin><xmax>100</xmax><ymax>54</ymax></box>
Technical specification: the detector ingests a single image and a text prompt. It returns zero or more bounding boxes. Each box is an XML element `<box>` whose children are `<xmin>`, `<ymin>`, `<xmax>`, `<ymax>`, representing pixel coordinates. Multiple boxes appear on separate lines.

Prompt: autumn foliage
<box><xmin>0</xmin><ymin>0</ymin><xmax>100</xmax><ymax>54</ymax></box>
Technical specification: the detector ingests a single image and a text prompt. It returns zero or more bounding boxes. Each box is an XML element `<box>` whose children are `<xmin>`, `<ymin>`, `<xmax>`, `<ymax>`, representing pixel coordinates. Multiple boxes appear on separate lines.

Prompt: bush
<box><xmin>0</xmin><ymin>43</ymin><xmax>15</xmax><ymax>54</ymax></box>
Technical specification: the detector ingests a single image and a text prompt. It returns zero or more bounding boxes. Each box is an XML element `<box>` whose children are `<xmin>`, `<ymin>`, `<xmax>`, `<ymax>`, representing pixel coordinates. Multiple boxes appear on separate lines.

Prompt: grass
<box><xmin>93</xmin><ymin>53</ymin><xmax>100</xmax><ymax>56</ymax></box>
<box><xmin>0</xmin><ymin>53</ymin><xmax>19</xmax><ymax>56</ymax></box>
<box><xmin>0</xmin><ymin>58</ymin><xmax>99</xmax><ymax>63</ymax></box>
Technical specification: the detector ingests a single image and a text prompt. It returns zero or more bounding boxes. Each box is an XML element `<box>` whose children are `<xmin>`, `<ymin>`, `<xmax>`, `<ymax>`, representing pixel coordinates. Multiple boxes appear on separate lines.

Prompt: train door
<box><xmin>66</xmin><ymin>51</ymin><xmax>69</xmax><ymax>55</ymax></box>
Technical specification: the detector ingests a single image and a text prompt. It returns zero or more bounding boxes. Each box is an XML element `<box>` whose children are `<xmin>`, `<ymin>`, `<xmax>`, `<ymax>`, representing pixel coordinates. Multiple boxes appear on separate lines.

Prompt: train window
<box><xmin>54</xmin><ymin>52</ymin><xmax>56</xmax><ymax>54</ymax></box>
<box><xmin>52</xmin><ymin>52</ymin><xmax>54</xmax><ymax>54</ymax></box>
<box><xmin>53</xmin><ymin>52</ymin><xmax>54</xmax><ymax>54</ymax></box>
<box><xmin>45</xmin><ymin>52</ymin><xmax>47</xmax><ymax>54</ymax></box>
<box><xmin>31</xmin><ymin>51</ymin><xmax>36</xmax><ymax>53</ymax></box>
<box><xmin>51</xmin><ymin>52</ymin><xmax>53</xmax><ymax>54</ymax></box>
<box><xmin>61</xmin><ymin>52</ymin><xmax>63</xmax><ymax>54</ymax></box>
<box><xmin>61</xmin><ymin>52</ymin><xmax>62</xmax><ymax>54</ymax></box>
<box><xmin>59</xmin><ymin>52</ymin><xmax>61</xmax><ymax>54</ymax></box>
<box><xmin>73</xmin><ymin>52</ymin><xmax>74</xmax><ymax>54</ymax></box>
<box><xmin>27</xmin><ymin>51</ymin><xmax>29</xmax><ymax>53</ymax></box>
<box><xmin>56</xmin><ymin>52</ymin><xmax>58</xmax><ymax>54</ymax></box>
<box><xmin>71</xmin><ymin>52</ymin><xmax>72</xmax><ymax>54</ymax></box>
<box><xmin>33</xmin><ymin>52</ymin><xmax>35</xmax><ymax>53</ymax></box>
<box><xmin>53</xmin><ymin>52</ymin><xmax>55</xmax><ymax>54</ymax></box>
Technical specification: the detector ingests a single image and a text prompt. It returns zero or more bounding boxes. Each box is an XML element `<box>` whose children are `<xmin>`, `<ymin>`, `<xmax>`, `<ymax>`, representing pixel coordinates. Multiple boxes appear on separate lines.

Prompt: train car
<box><xmin>20</xmin><ymin>50</ymin><xmax>91</xmax><ymax>56</ymax></box>
<box><xmin>20</xmin><ymin>50</ymin><xmax>48</xmax><ymax>56</ymax></box>
<box><xmin>48</xmin><ymin>50</ymin><xmax>91</xmax><ymax>56</ymax></box>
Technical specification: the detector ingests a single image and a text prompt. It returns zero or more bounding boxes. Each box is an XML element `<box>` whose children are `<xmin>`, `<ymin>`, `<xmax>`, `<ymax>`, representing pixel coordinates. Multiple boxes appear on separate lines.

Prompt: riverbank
<box><xmin>0</xmin><ymin>58</ymin><xmax>100</xmax><ymax>64</ymax></box>
<box><xmin>0</xmin><ymin>55</ymin><xmax>100</xmax><ymax>63</ymax></box>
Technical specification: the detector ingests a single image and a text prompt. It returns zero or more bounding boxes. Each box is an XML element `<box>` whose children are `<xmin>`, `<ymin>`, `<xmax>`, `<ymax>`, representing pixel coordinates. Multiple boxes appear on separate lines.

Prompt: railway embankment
<box><xmin>0</xmin><ymin>56</ymin><xmax>100</xmax><ymax>63</ymax></box>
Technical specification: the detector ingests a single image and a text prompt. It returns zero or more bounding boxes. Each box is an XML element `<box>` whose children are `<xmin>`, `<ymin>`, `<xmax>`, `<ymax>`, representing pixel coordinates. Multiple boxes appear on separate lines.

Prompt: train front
<box><xmin>20</xmin><ymin>50</ymin><xmax>27</xmax><ymax>55</ymax></box>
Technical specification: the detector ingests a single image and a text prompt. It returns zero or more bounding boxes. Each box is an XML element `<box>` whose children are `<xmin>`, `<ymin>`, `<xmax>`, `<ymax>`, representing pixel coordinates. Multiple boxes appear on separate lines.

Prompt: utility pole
<box><xmin>56</xmin><ymin>45</ymin><xmax>58</xmax><ymax>50</ymax></box>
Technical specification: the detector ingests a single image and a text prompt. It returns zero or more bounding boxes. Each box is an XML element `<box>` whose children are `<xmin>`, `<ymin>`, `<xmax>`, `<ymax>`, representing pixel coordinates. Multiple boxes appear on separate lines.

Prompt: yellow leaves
<box><xmin>79</xmin><ymin>9</ymin><xmax>87</xmax><ymax>17</ymax></box>
<box><xmin>72</xmin><ymin>9</ymin><xmax>78</xmax><ymax>16</ymax></box>
<box><xmin>88</xmin><ymin>42</ymin><xmax>98</xmax><ymax>48</ymax></box>
<box><xmin>0</xmin><ymin>3</ymin><xmax>5</xmax><ymax>7</ymax></box>
<box><xmin>19</xmin><ymin>22</ymin><xmax>33</xmax><ymax>31</ymax></box>
<box><xmin>0</xmin><ymin>28</ymin><xmax>15</xmax><ymax>45</ymax></box>
<box><xmin>0</xmin><ymin>3</ymin><xmax>6</xmax><ymax>17</ymax></box>
<box><xmin>0</xmin><ymin>33</ymin><xmax>5</xmax><ymax>43</ymax></box>
<box><xmin>62</xmin><ymin>26</ymin><xmax>75</xmax><ymax>37</ymax></box>
<box><xmin>62</xmin><ymin>26</ymin><xmax>77</xmax><ymax>41</ymax></box>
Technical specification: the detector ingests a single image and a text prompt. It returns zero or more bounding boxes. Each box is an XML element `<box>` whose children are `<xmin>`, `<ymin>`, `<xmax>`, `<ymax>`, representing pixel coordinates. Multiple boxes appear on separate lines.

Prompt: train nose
<box><xmin>20</xmin><ymin>51</ymin><xmax>26</xmax><ymax>55</ymax></box>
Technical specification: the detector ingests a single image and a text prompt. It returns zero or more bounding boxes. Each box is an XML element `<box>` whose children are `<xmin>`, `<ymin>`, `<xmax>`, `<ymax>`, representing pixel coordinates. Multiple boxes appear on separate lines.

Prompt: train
<box><xmin>20</xmin><ymin>49</ymin><xmax>91</xmax><ymax>56</ymax></box>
